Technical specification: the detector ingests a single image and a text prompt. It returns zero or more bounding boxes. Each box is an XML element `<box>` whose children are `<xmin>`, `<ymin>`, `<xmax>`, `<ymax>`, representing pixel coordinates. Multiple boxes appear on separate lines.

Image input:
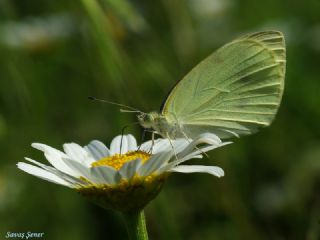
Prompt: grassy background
<box><xmin>1</xmin><ymin>0</ymin><xmax>320</xmax><ymax>239</ymax></box>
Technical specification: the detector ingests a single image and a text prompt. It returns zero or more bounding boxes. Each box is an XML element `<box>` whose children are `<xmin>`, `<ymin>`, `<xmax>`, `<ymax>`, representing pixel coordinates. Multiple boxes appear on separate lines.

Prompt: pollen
<box><xmin>91</xmin><ymin>150</ymin><xmax>151</xmax><ymax>170</ymax></box>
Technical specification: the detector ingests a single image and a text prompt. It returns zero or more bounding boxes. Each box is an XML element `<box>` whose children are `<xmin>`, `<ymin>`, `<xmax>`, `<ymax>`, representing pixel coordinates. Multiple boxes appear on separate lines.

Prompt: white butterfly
<box><xmin>137</xmin><ymin>31</ymin><xmax>286</xmax><ymax>140</ymax></box>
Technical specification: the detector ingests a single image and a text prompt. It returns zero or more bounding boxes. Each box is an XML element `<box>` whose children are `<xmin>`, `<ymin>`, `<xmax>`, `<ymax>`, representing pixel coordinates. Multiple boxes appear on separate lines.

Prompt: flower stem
<box><xmin>122</xmin><ymin>210</ymin><xmax>149</xmax><ymax>240</ymax></box>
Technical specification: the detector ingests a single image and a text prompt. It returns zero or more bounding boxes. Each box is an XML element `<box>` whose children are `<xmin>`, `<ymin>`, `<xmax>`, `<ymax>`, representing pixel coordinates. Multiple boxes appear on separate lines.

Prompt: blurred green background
<box><xmin>1</xmin><ymin>0</ymin><xmax>320</xmax><ymax>239</ymax></box>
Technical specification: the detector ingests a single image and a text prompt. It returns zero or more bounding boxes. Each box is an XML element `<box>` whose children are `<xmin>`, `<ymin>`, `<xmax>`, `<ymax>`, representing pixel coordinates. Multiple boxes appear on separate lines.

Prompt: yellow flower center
<box><xmin>77</xmin><ymin>150</ymin><xmax>169</xmax><ymax>213</ymax></box>
<box><xmin>91</xmin><ymin>151</ymin><xmax>151</xmax><ymax>170</ymax></box>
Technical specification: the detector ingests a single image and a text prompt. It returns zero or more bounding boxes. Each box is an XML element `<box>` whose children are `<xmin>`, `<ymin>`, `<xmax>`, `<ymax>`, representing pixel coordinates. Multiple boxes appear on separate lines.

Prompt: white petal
<box><xmin>139</xmin><ymin>138</ymin><xmax>168</xmax><ymax>154</ymax></box>
<box><xmin>150</xmin><ymin>139</ymin><xmax>171</xmax><ymax>154</ymax></box>
<box><xmin>63</xmin><ymin>143</ymin><xmax>94</xmax><ymax>166</ymax></box>
<box><xmin>24</xmin><ymin>157</ymin><xmax>82</xmax><ymax>186</ymax></box>
<box><xmin>17</xmin><ymin>162</ymin><xmax>72</xmax><ymax>187</ymax></box>
<box><xmin>61</xmin><ymin>158</ymin><xmax>95</xmax><ymax>181</ymax></box>
<box><xmin>84</xmin><ymin>140</ymin><xmax>110</xmax><ymax>160</ymax></box>
<box><xmin>179</xmin><ymin>142</ymin><xmax>232</xmax><ymax>163</ymax></box>
<box><xmin>169</xmin><ymin>165</ymin><xmax>225</xmax><ymax>178</ymax></box>
<box><xmin>32</xmin><ymin>142</ymin><xmax>91</xmax><ymax>177</ymax></box>
<box><xmin>157</xmin><ymin>142</ymin><xmax>231</xmax><ymax>174</ymax></box>
<box><xmin>139</xmin><ymin>140</ymin><xmax>152</xmax><ymax>152</ymax></box>
<box><xmin>172</xmin><ymin>138</ymin><xmax>191</xmax><ymax>154</ymax></box>
<box><xmin>138</xmin><ymin>151</ymin><xmax>172</xmax><ymax>177</ymax></box>
<box><xmin>140</xmin><ymin>138</ymin><xmax>190</xmax><ymax>155</ymax></box>
<box><xmin>42</xmin><ymin>150</ymin><xmax>78</xmax><ymax>176</ymax></box>
<box><xmin>120</xmin><ymin>135</ymin><xmax>129</xmax><ymax>153</ymax></box>
<box><xmin>176</xmin><ymin>133</ymin><xmax>222</xmax><ymax>158</ymax></box>
<box><xmin>63</xmin><ymin>143</ymin><xmax>87</xmax><ymax>159</ymax></box>
<box><xmin>119</xmin><ymin>159</ymin><xmax>142</xmax><ymax>179</ymax></box>
<box><xmin>199</xmin><ymin>132</ymin><xmax>221</xmax><ymax>143</ymax></box>
<box><xmin>126</xmin><ymin>134</ymin><xmax>137</xmax><ymax>151</ymax></box>
<box><xmin>32</xmin><ymin>143</ymin><xmax>68</xmax><ymax>158</ymax></box>
<box><xmin>90</xmin><ymin>166</ymin><xmax>120</xmax><ymax>185</ymax></box>
<box><xmin>110</xmin><ymin>135</ymin><xmax>122</xmax><ymax>155</ymax></box>
<box><xmin>110</xmin><ymin>135</ymin><xmax>137</xmax><ymax>154</ymax></box>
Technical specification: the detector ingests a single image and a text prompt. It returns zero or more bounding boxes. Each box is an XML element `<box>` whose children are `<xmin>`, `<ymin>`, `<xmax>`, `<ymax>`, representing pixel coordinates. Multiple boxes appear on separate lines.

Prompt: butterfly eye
<box><xmin>137</xmin><ymin>113</ymin><xmax>153</xmax><ymax>128</ymax></box>
<box><xmin>146</xmin><ymin>114</ymin><xmax>154</xmax><ymax>122</ymax></box>
<box><xmin>143</xmin><ymin>114</ymin><xmax>154</xmax><ymax>127</ymax></box>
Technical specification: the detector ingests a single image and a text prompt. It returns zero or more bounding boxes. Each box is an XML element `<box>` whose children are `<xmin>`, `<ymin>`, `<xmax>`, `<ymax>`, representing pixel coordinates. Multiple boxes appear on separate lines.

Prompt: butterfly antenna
<box><xmin>88</xmin><ymin>96</ymin><xmax>142</xmax><ymax>113</ymax></box>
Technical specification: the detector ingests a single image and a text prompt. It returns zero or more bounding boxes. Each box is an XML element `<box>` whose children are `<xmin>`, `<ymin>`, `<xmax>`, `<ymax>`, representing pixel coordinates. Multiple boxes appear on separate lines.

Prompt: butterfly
<box><xmin>137</xmin><ymin>31</ymin><xmax>286</xmax><ymax>140</ymax></box>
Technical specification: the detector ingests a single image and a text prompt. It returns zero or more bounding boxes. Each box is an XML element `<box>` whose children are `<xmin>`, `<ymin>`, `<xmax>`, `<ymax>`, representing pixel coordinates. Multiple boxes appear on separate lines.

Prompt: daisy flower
<box><xmin>17</xmin><ymin>133</ymin><xmax>230</xmax><ymax>213</ymax></box>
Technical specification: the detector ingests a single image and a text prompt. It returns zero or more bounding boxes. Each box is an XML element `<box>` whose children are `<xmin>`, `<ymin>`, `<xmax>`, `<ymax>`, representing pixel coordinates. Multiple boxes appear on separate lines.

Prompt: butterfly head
<box><xmin>137</xmin><ymin>112</ymin><xmax>160</xmax><ymax>129</ymax></box>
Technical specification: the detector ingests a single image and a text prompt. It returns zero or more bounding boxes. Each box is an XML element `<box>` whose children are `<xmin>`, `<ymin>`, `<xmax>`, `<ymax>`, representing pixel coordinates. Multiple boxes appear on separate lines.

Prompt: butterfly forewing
<box><xmin>161</xmin><ymin>31</ymin><xmax>286</xmax><ymax>139</ymax></box>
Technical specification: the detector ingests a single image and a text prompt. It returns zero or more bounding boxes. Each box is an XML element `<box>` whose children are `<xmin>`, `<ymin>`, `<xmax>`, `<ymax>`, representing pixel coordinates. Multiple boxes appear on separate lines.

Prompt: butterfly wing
<box><xmin>161</xmin><ymin>31</ymin><xmax>286</xmax><ymax>139</ymax></box>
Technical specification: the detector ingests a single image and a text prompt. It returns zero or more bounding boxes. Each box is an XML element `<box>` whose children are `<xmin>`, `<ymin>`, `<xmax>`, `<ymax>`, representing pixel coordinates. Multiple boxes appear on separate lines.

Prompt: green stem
<box><xmin>122</xmin><ymin>210</ymin><xmax>149</xmax><ymax>240</ymax></box>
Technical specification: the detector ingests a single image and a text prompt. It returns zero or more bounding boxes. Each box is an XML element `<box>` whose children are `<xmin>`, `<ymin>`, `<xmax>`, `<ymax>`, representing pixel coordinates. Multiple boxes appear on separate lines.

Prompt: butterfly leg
<box><xmin>150</xmin><ymin>131</ymin><xmax>155</xmax><ymax>154</ymax></box>
<box><xmin>137</xmin><ymin>129</ymin><xmax>147</xmax><ymax>151</ymax></box>
<box><xmin>166</xmin><ymin>133</ymin><xmax>178</xmax><ymax>160</ymax></box>
<box><xmin>140</xmin><ymin>129</ymin><xmax>157</xmax><ymax>153</ymax></box>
